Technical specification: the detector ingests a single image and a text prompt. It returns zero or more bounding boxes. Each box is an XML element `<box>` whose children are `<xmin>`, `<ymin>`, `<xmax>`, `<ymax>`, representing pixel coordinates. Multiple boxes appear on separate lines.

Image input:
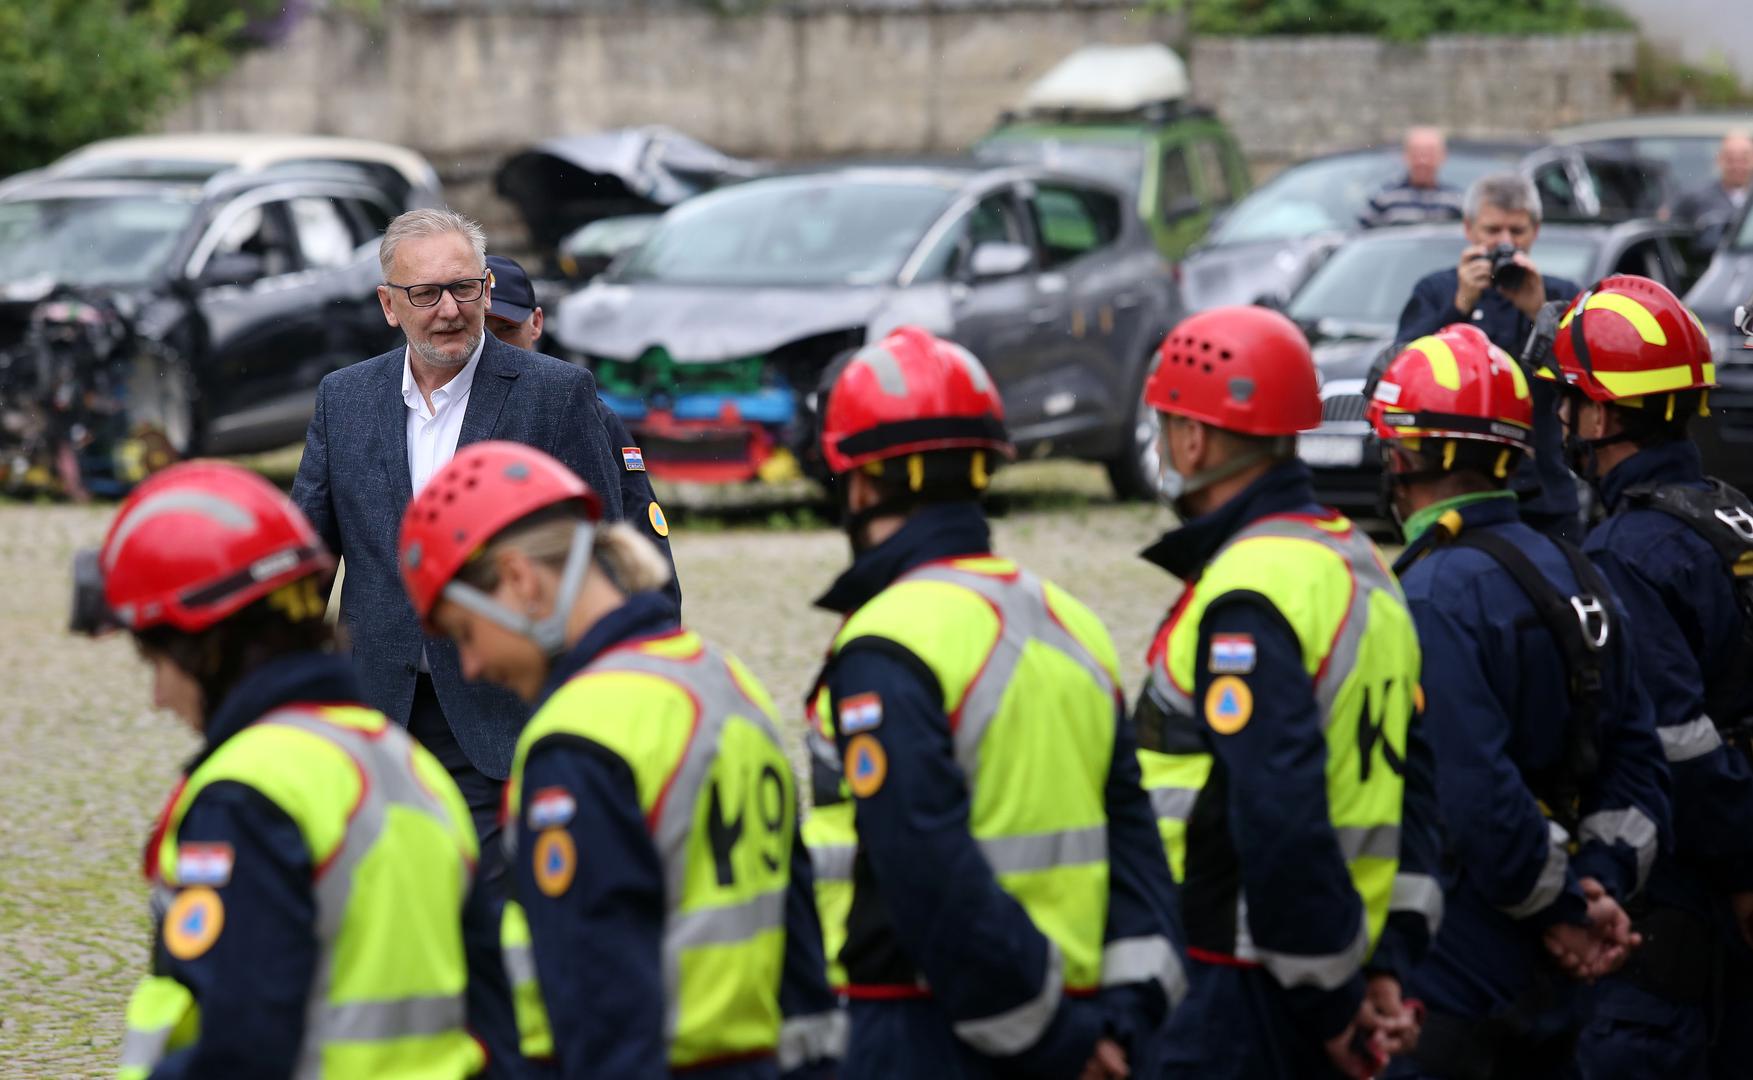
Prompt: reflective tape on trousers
<box><xmin>952</xmin><ymin>943</ymin><xmax>1064</xmax><ymax>1057</ymax></box>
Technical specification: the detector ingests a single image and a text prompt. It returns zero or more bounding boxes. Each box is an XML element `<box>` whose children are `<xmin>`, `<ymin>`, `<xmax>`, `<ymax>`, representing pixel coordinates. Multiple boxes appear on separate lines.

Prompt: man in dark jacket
<box><xmin>290</xmin><ymin>209</ymin><xmax>634</xmax><ymax>855</ymax></box>
<box><xmin>1396</xmin><ymin>173</ymin><xmax>1583</xmax><ymax>540</ymax></box>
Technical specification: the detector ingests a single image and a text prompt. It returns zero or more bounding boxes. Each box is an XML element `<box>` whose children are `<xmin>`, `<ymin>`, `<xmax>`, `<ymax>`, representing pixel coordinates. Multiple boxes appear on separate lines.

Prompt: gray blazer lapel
<box><xmin>459</xmin><ymin>336</ymin><xmax>519</xmax><ymax>448</ymax></box>
<box><xmin>379</xmin><ymin>356</ymin><xmax>414</xmax><ymax>508</ymax></box>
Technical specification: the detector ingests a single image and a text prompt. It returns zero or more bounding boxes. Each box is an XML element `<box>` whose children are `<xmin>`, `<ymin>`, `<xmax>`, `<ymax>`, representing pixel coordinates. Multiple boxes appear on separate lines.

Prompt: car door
<box><xmin>1017</xmin><ymin>180</ymin><xmax>1137</xmax><ymax>442</ymax></box>
<box><xmin>186</xmin><ymin>190</ymin><xmax>333</xmax><ymax>452</ymax></box>
<box><xmin>938</xmin><ymin>186</ymin><xmax>1060</xmax><ymax>435</ymax></box>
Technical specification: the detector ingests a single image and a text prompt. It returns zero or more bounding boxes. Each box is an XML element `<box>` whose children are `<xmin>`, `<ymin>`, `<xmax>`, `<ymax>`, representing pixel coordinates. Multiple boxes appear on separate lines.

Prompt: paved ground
<box><xmin>0</xmin><ymin>461</ymin><xmax>1182</xmax><ymax>1075</ymax></box>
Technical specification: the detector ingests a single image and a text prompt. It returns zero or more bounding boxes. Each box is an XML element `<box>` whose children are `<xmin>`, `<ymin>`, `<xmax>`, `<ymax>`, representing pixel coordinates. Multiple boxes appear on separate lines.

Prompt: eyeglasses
<box><xmin>384</xmin><ymin>276</ymin><xmax>488</xmax><ymax>308</ymax></box>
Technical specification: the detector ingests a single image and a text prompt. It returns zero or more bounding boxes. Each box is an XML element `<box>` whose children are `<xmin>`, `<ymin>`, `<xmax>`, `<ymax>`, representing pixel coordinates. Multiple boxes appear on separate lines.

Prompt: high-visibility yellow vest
<box><xmin>800</xmin><ymin>798</ymin><xmax>856</xmax><ymax>989</ymax></box>
<box><xmin>1141</xmin><ymin>512</ymin><xmax>1420</xmax><ymax>988</ymax></box>
<box><xmin>120</xmin><ymin>705</ymin><xmax>484</xmax><ymax>1080</ymax></box>
<box><xmin>827</xmin><ymin>557</ymin><xmax>1186</xmax><ymax>1056</ymax></box>
<box><xmin>503</xmin><ymin>629</ymin><xmax>796</xmax><ymax>1070</ymax></box>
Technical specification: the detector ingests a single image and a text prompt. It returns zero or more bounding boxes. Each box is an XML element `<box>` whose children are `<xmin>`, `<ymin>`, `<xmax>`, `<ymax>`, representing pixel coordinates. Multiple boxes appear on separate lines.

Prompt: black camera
<box><xmin>1487</xmin><ymin>242</ymin><xmax>1529</xmax><ymax>292</ymax></box>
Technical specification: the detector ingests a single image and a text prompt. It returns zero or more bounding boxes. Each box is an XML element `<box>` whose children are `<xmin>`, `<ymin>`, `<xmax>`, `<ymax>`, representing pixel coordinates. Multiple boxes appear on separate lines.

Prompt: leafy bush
<box><xmin>1159</xmin><ymin>0</ymin><xmax>1635</xmax><ymax>42</ymax></box>
<box><xmin>0</xmin><ymin>0</ymin><xmax>246</xmax><ymax>178</ymax></box>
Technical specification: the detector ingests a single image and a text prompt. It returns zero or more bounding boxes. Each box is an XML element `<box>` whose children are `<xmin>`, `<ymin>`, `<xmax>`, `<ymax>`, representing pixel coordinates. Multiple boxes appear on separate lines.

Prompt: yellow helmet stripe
<box><xmin>1595</xmin><ymin>362</ymin><xmax>1715</xmax><ymax>398</ymax></box>
<box><xmin>1503</xmin><ymin>355</ymin><xmax>1530</xmax><ymax>400</ymax></box>
<box><xmin>1408</xmin><ymin>335</ymin><xmax>1460</xmax><ymax>390</ymax></box>
<box><xmin>1557</xmin><ymin>292</ymin><xmax>1668</xmax><ymax>346</ymax></box>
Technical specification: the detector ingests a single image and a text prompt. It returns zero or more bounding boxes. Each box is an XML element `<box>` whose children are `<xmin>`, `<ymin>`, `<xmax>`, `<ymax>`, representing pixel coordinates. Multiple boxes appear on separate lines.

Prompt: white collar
<box><xmin>402</xmin><ymin>334</ymin><xmax>485</xmax><ymax>415</ymax></box>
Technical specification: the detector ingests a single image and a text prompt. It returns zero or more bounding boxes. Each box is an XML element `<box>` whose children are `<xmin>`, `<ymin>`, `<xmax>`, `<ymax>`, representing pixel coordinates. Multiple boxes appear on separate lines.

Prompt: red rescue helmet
<box><xmin>1538</xmin><ymin>275</ymin><xmax>1714</xmax><ymax>403</ymax></box>
<box><xmin>101</xmin><ymin>460</ymin><xmax>332</xmax><ymax>633</ymax></box>
<box><xmin>819</xmin><ymin>326</ymin><xmax>1013</xmax><ymax>475</ymax></box>
<box><xmin>399</xmin><ymin>441</ymin><xmax>602</xmax><ymax>637</ymax></box>
<box><xmin>1146</xmin><ymin>306</ymin><xmax>1322</xmax><ymax>436</ymax></box>
<box><xmin>1368</xmin><ymin>324</ymin><xmax>1535</xmax><ymax>453</ymax></box>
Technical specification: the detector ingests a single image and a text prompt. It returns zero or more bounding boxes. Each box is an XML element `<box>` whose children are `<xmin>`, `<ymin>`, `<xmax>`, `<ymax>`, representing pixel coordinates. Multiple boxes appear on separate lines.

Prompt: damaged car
<box><xmin>0</xmin><ymin>164</ymin><xmax>402</xmax><ymax>497</ymax></box>
<box><xmin>547</xmin><ymin>163</ymin><xmax>1182</xmax><ymax>496</ymax></box>
<box><xmin>496</xmin><ymin>127</ymin><xmax>761</xmax><ymax>282</ymax></box>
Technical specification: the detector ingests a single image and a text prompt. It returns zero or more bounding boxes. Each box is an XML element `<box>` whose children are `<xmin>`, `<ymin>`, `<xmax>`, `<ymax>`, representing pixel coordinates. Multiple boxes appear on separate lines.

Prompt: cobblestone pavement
<box><xmin>0</xmin><ymin>463</ymin><xmax>1179</xmax><ymax>1075</ymax></box>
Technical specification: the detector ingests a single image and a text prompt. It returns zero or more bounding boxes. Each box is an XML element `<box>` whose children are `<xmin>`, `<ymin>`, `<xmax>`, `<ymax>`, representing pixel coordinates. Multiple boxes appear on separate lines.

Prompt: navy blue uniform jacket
<box><xmin>511</xmin><ymin>591</ymin><xmax>838</xmax><ymax>1080</ymax></box>
<box><xmin>291</xmin><ymin>334</ymin><xmax>674</xmax><ymax>779</ymax></box>
<box><xmin>143</xmin><ymin>652</ymin><xmax>522</xmax><ymax>1078</ymax></box>
<box><xmin>1142</xmin><ymin>462</ymin><xmax>1443</xmax><ymax>1043</ymax></box>
<box><xmin>811</xmin><ymin>502</ymin><xmax>1186</xmax><ymax>1076</ymax></box>
<box><xmin>1396</xmin><ymin>269</ymin><xmax>1582</xmax><ymax>539</ymax></box>
<box><xmin>1392</xmin><ymin>494</ymin><xmax>1670</xmax><ymax>1026</ymax></box>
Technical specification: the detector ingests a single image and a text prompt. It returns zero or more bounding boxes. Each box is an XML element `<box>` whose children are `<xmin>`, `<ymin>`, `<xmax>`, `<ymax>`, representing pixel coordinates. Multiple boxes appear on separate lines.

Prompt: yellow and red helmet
<box><xmin>1538</xmin><ymin>275</ymin><xmax>1714</xmax><ymax>404</ymax></box>
<box><xmin>1368</xmin><ymin>324</ymin><xmax>1534</xmax><ymax>452</ymax></box>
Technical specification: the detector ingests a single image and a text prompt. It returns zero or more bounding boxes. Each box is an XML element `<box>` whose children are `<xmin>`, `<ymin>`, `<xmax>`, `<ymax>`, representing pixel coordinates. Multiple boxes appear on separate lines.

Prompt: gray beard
<box><xmin>410</xmin><ymin>329</ymin><xmax>481</xmax><ymax>369</ymax></box>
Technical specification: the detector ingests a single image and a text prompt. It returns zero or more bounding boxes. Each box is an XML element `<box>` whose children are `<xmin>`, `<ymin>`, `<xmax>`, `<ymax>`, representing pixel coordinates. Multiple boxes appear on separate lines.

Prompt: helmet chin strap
<box><xmin>440</xmin><ymin>521</ymin><xmax>598</xmax><ymax>658</ymax></box>
<box><xmin>1162</xmin><ymin>439</ymin><xmax>1288</xmax><ymax>511</ymax></box>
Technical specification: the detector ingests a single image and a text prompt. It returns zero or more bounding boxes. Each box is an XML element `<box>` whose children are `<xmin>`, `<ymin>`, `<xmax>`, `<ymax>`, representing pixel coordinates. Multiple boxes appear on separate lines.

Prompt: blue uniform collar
<box><xmin>814</xmin><ymin>502</ymin><xmax>992</xmax><ymax>615</ymax></box>
<box><xmin>1599</xmin><ymin>440</ymin><xmax>1707</xmax><ymax>513</ymax></box>
<box><xmin>1140</xmin><ymin>460</ymin><xmax>1325</xmax><ymax>581</ymax></box>
<box><xmin>539</xmin><ymin>590</ymin><xmax>682</xmax><ymax>704</ymax></box>
<box><xmin>198</xmin><ymin>651</ymin><xmax>364</xmax><ymax>766</ymax></box>
<box><xmin>1392</xmin><ymin>491</ymin><xmax>1523</xmax><ymax>574</ymax></box>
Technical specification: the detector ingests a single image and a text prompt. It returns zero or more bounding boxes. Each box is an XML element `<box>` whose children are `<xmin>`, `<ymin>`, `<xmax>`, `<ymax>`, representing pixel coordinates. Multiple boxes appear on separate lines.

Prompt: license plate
<box><xmin>1297</xmin><ymin>433</ymin><xmax>1365</xmax><ymax>468</ymax></box>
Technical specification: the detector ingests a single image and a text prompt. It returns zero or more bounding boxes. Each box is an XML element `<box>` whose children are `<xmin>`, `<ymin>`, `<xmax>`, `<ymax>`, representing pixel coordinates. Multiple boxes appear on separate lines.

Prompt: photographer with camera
<box><xmin>1396</xmin><ymin>173</ymin><xmax>1583</xmax><ymax>540</ymax></box>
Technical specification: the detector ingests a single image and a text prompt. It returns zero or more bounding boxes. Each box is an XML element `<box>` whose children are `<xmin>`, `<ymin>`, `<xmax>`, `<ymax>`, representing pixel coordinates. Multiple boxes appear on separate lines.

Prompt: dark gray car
<box><xmin>547</xmin><ymin>163</ymin><xmax>1182</xmax><ymax>496</ymax></box>
<box><xmin>1283</xmin><ymin>220</ymin><xmax>1700</xmax><ymax>512</ymax></box>
<box><xmin>1684</xmin><ymin>198</ymin><xmax>1753</xmax><ymax>493</ymax></box>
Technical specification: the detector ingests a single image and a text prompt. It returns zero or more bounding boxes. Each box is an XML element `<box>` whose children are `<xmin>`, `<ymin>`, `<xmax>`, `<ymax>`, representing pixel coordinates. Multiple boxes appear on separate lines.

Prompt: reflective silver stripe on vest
<box><xmin>119</xmin><ymin>1023</ymin><xmax>175</xmax><ymax>1071</ymax></box>
<box><xmin>1580</xmin><ymin>807</ymin><xmax>1660</xmax><ymax>894</ymax></box>
<box><xmin>779</xmin><ymin>1009</ymin><xmax>849</xmax><ymax>1071</ymax></box>
<box><xmin>1102</xmin><ymin>935</ymin><xmax>1189</xmax><ymax>1008</ymax></box>
<box><xmin>1389</xmin><ymin>873</ymin><xmax>1444</xmax><ymax>938</ymax></box>
<box><xmin>952</xmin><ymin>941</ymin><xmax>1065</xmax><ymax>1056</ymax></box>
<box><xmin>258</xmin><ymin>710</ymin><xmax>472</xmax><ymax>1076</ymax></box>
<box><xmin>901</xmin><ymin>565</ymin><xmax>1117</xmax><ymax>784</ymax></box>
<box><xmin>810</xmin><ymin>842</ymin><xmax>856</xmax><ymax>884</ymax></box>
<box><xmin>504</xmin><ymin>942</ymin><xmax>536</xmax><ymax>989</ymax></box>
<box><xmin>1502</xmin><ymin>821</ymin><xmax>1571</xmax><ymax>920</ymax></box>
<box><xmin>1236</xmin><ymin>908</ymin><xmax>1371</xmax><ymax>992</ymax></box>
<box><xmin>1149</xmin><ymin>786</ymin><xmax>1198</xmax><ymax>823</ymax></box>
<box><xmin>585</xmin><ymin>646</ymin><xmax>789</xmax><ymax>1048</ymax></box>
<box><xmin>978</xmin><ymin>825</ymin><xmax>1108</xmax><ymax>877</ymax></box>
<box><xmin>1224</xmin><ymin>517</ymin><xmax>1401</xmax><ymax>724</ymax></box>
<box><xmin>1148</xmin><ymin>661</ymin><xmax>1194</xmax><ymax>719</ymax></box>
<box><xmin>1658</xmin><ymin>715</ymin><xmax>1723</xmax><ymax>763</ymax></box>
<box><xmin>1336</xmin><ymin>824</ymin><xmax>1401</xmax><ymax>863</ymax></box>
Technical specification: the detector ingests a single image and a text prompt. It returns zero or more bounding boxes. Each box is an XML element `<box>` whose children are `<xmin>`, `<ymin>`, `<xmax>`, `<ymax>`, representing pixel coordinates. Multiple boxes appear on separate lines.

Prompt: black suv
<box><xmin>0</xmin><ymin>165</ymin><xmax>401</xmax><ymax>494</ymax></box>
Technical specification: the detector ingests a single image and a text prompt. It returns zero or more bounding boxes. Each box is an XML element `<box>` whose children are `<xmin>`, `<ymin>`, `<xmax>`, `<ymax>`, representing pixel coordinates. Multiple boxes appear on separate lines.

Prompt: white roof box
<box><xmin>1019</xmin><ymin>44</ymin><xmax>1191</xmax><ymax>116</ymax></box>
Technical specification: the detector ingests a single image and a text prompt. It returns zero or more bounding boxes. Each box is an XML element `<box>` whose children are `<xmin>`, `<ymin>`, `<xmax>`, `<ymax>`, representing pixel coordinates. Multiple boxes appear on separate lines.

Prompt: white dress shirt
<box><xmin>403</xmin><ymin>336</ymin><xmax>483</xmax><ymax>672</ymax></box>
<box><xmin>403</xmin><ymin>336</ymin><xmax>484</xmax><ymax>496</ymax></box>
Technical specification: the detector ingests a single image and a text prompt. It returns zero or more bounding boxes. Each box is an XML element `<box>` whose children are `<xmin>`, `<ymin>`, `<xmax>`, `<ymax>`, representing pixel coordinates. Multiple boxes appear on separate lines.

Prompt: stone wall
<box><xmin>1190</xmin><ymin>33</ymin><xmax>1640</xmax><ymax>163</ymax></box>
<box><xmin>162</xmin><ymin>2</ymin><xmax>1640</xmax><ymax>245</ymax></box>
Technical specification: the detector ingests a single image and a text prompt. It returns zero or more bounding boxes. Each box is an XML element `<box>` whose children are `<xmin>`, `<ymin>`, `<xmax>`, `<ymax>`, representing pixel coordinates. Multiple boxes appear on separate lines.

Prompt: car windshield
<box><xmin>975</xmin><ymin>135</ymin><xmax>1145</xmax><ymax>194</ymax></box>
<box><xmin>1287</xmin><ymin>230</ymin><xmax>1600</xmax><ymax>327</ymax></box>
<box><xmin>1207</xmin><ymin>150</ymin><xmax>1514</xmax><ymax>247</ymax></box>
<box><xmin>1734</xmin><ymin>202</ymin><xmax>1753</xmax><ymax>252</ymax></box>
<box><xmin>1627</xmin><ymin>137</ymin><xmax>1723</xmax><ymax>196</ymax></box>
<box><xmin>0</xmin><ymin>194</ymin><xmax>196</xmax><ymax>287</ymax></box>
<box><xmin>612</xmin><ymin>178</ymin><xmax>955</xmax><ymax>287</ymax></box>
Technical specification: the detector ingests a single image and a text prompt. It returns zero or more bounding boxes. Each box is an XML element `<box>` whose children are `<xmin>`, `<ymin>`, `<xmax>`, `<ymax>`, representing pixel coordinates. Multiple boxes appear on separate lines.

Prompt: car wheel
<box><xmin>1105</xmin><ymin>352</ymin><xmax>1161</xmax><ymax>502</ymax></box>
<box><xmin>120</xmin><ymin>341</ymin><xmax>201</xmax><ymax>478</ymax></box>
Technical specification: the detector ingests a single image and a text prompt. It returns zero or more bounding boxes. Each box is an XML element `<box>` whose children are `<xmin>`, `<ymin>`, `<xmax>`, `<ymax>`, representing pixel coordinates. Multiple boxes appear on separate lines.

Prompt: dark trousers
<box><xmin>410</xmin><ymin>673</ymin><xmax>506</xmax><ymax>881</ymax></box>
<box><xmin>410</xmin><ymin>675</ymin><xmax>531</xmax><ymax>1078</ymax></box>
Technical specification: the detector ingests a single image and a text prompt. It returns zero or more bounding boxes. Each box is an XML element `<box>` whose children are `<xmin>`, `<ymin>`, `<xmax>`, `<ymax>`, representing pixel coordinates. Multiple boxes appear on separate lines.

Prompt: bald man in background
<box><xmin>1361</xmin><ymin>126</ymin><xmax>1465</xmax><ymax>228</ymax></box>
<box><xmin>1667</xmin><ymin>131</ymin><xmax>1753</xmax><ymax>252</ymax></box>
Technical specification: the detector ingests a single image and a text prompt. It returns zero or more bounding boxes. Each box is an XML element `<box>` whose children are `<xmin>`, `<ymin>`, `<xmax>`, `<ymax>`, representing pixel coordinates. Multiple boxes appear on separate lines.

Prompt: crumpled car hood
<box><xmin>551</xmin><ymin>282</ymin><xmax>894</xmax><ymax>362</ymax></box>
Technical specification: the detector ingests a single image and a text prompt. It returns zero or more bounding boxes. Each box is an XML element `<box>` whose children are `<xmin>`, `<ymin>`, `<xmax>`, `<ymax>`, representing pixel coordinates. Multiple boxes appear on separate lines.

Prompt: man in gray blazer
<box><xmin>291</xmin><ymin>208</ymin><xmax>635</xmax><ymax>851</ymax></box>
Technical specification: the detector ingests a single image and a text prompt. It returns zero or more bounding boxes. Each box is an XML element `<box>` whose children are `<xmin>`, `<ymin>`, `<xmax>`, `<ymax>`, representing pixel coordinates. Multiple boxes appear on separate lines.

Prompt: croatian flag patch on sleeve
<box><xmin>528</xmin><ymin>787</ymin><xmax>578</xmax><ymax>830</ymax></box>
<box><xmin>1209</xmin><ymin>633</ymin><xmax>1257</xmax><ymax>674</ymax></box>
<box><xmin>622</xmin><ymin>447</ymin><xmax>646</xmax><ymax>472</ymax></box>
<box><xmin>176</xmin><ymin>843</ymin><xmax>235</xmax><ymax>887</ymax></box>
<box><xmin>838</xmin><ymin>692</ymin><xmax>884</xmax><ymax>734</ymax></box>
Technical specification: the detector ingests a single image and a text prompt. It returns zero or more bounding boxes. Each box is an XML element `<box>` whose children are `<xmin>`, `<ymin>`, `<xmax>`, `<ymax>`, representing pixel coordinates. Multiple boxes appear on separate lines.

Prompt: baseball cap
<box><xmin>486</xmin><ymin>254</ymin><xmax>537</xmax><ymax>324</ymax></box>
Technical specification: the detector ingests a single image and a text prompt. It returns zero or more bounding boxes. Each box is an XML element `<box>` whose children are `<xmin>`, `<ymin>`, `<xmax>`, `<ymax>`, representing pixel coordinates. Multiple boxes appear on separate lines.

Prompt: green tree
<box><xmin>1161</xmin><ymin>0</ymin><xmax>1633</xmax><ymax>42</ymax></box>
<box><xmin>0</xmin><ymin>0</ymin><xmax>242</xmax><ymax>178</ymax></box>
